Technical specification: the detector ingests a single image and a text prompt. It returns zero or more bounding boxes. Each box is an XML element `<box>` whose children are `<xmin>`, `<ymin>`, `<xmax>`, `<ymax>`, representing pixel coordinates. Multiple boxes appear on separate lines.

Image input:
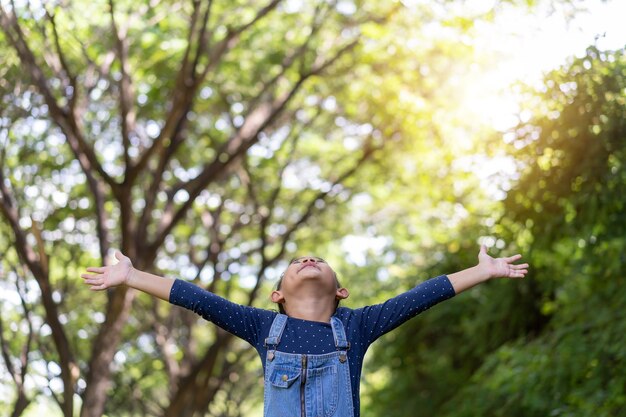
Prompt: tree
<box><xmin>0</xmin><ymin>1</ymin><xmax>396</xmax><ymax>415</ymax></box>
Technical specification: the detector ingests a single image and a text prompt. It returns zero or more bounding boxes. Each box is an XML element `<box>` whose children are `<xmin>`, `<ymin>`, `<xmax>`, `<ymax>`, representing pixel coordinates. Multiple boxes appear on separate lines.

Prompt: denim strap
<box><xmin>330</xmin><ymin>316</ymin><xmax>350</xmax><ymax>350</ymax></box>
<box><xmin>264</xmin><ymin>313</ymin><xmax>288</xmax><ymax>347</ymax></box>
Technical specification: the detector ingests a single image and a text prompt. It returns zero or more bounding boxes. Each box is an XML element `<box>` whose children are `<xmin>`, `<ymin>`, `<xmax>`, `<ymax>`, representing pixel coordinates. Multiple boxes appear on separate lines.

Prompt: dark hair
<box><xmin>275</xmin><ymin>271</ymin><xmax>342</xmax><ymax>315</ymax></box>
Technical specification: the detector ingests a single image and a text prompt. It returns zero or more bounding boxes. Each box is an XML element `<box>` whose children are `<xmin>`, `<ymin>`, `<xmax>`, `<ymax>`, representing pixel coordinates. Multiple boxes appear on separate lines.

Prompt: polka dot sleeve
<box><xmin>169</xmin><ymin>279</ymin><xmax>271</xmax><ymax>346</ymax></box>
<box><xmin>354</xmin><ymin>275</ymin><xmax>455</xmax><ymax>345</ymax></box>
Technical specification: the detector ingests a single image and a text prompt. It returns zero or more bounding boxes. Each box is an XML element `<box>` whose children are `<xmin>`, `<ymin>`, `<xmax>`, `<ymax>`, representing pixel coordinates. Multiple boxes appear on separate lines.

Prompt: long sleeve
<box><xmin>355</xmin><ymin>275</ymin><xmax>455</xmax><ymax>345</ymax></box>
<box><xmin>169</xmin><ymin>279</ymin><xmax>272</xmax><ymax>346</ymax></box>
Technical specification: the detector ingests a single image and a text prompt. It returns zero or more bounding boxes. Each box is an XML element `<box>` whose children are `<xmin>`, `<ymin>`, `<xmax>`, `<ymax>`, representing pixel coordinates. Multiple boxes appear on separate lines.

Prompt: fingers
<box><xmin>510</xmin><ymin>263</ymin><xmax>528</xmax><ymax>278</ymax></box>
<box><xmin>509</xmin><ymin>268</ymin><xmax>528</xmax><ymax>278</ymax></box>
<box><xmin>479</xmin><ymin>245</ymin><xmax>488</xmax><ymax>255</ymax></box>
<box><xmin>80</xmin><ymin>273</ymin><xmax>108</xmax><ymax>290</ymax></box>
<box><xmin>505</xmin><ymin>254</ymin><xmax>522</xmax><ymax>263</ymax></box>
<box><xmin>81</xmin><ymin>273</ymin><xmax>102</xmax><ymax>284</ymax></box>
<box><xmin>81</xmin><ymin>275</ymin><xmax>100</xmax><ymax>283</ymax></box>
<box><xmin>114</xmin><ymin>250</ymin><xmax>125</xmax><ymax>261</ymax></box>
<box><xmin>80</xmin><ymin>273</ymin><xmax>96</xmax><ymax>280</ymax></box>
<box><xmin>82</xmin><ymin>263</ymin><xmax>114</xmax><ymax>291</ymax></box>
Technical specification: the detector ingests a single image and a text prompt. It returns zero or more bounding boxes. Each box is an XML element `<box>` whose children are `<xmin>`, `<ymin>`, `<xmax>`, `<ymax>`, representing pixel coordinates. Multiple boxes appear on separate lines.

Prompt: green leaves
<box><xmin>362</xmin><ymin>34</ymin><xmax>626</xmax><ymax>417</ymax></box>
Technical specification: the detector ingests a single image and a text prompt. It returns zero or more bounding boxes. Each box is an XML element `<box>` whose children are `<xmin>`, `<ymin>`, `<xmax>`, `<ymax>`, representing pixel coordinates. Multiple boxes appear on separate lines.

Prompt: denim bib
<box><xmin>263</xmin><ymin>314</ymin><xmax>355</xmax><ymax>417</ymax></box>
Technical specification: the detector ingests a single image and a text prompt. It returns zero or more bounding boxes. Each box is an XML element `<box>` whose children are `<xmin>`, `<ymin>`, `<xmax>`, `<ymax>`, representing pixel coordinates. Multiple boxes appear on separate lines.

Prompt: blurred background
<box><xmin>1</xmin><ymin>0</ymin><xmax>625</xmax><ymax>416</ymax></box>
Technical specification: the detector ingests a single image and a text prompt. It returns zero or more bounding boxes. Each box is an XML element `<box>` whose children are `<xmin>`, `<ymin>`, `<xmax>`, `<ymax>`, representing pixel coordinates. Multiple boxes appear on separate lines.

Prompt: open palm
<box><xmin>478</xmin><ymin>245</ymin><xmax>528</xmax><ymax>279</ymax></box>
<box><xmin>81</xmin><ymin>251</ymin><xmax>133</xmax><ymax>291</ymax></box>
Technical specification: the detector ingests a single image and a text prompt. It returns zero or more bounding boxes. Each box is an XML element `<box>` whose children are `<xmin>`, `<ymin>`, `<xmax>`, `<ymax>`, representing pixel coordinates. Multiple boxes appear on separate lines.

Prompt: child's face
<box><xmin>283</xmin><ymin>256</ymin><xmax>336</xmax><ymax>289</ymax></box>
<box><xmin>272</xmin><ymin>256</ymin><xmax>349</xmax><ymax>313</ymax></box>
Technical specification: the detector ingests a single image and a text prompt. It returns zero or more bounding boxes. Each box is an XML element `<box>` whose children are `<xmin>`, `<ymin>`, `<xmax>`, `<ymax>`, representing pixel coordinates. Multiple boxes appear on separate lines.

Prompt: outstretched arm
<box><xmin>355</xmin><ymin>244</ymin><xmax>528</xmax><ymax>345</ymax></box>
<box><xmin>81</xmin><ymin>251</ymin><xmax>270</xmax><ymax>346</ymax></box>
<box><xmin>447</xmin><ymin>245</ymin><xmax>529</xmax><ymax>294</ymax></box>
<box><xmin>80</xmin><ymin>251</ymin><xmax>173</xmax><ymax>301</ymax></box>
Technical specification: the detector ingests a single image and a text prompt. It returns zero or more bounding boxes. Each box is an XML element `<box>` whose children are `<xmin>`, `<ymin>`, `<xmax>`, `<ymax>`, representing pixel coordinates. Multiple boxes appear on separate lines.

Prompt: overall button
<box><xmin>281</xmin><ymin>374</ymin><xmax>288</xmax><ymax>382</ymax></box>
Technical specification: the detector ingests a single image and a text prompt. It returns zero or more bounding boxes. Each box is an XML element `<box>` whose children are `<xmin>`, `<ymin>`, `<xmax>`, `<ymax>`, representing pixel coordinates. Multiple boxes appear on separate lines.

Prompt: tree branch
<box><xmin>16</xmin><ymin>273</ymin><xmax>34</xmax><ymax>393</ymax></box>
<box><xmin>1</xmin><ymin>6</ymin><xmax>113</xmax><ymax>262</ymax></box>
<box><xmin>0</xmin><ymin>5</ymin><xmax>118</xmax><ymax>194</ymax></box>
<box><xmin>307</xmin><ymin>38</ymin><xmax>360</xmax><ymax>78</ymax></box>
<box><xmin>150</xmin><ymin>29</ymin><xmax>359</xmax><ymax>251</ymax></box>
<box><xmin>29</xmin><ymin>216</ymin><xmax>49</xmax><ymax>276</ymax></box>
<box><xmin>0</xmin><ymin>305</ymin><xmax>18</xmax><ymax>386</ymax></box>
<box><xmin>162</xmin><ymin>330</ymin><xmax>234</xmax><ymax>417</ymax></box>
<box><xmin>128</xmin><ymin>0</ymin><xmax>281</xmax><ymax>186</ymax></box>
<box><xmin>190</xmin><ymin>0</ymin><xmax>213</xmax><ymax>77</ymax></box>
<box><xmin>80</xmin><ymin>286</ymin><xmax>136</xmax><ymax>417</ymax></box>
<box><xmin>126</xmin><ymin>0</ymin><xmax>208</xmax><ymax>185</ymax></box>
<box><xmin>250</xmin><ymin>1</ymin><xmax>328</xmax><ymax>109</ymax></box>
<box><xmin>151</xmin><ymin>302</ymin><xmax>181</xmax><ymax>390</ymax></box>
<box><xmin>238</xmin><ymin>108</ymin><xmax>316</xmax><ymax>261</ymax></box>
<box><xmin>150</xmin><ymin>74</ymin><xmax>308</xmax><ymax>253</ymax></box>
<box><xmin>108</xmin><ymin>0</ymin><xmax>136</xmax><ymax>173</ymax></box>
<box><xmin>0</xmin><ymin>269</ymin><xmax>35</xmax><ymax>417</ymax></box>
<box><xmin>135</xmin><ymin>110</ymin><xmax>210</xmax><ymax>257</ymax></box>
<box><xmin>247</xmin><ymin>140</ymin><xmax>380</xmax><ymax>302</ymax></box>
<box><xmin>44</xmin><ymin>7</ymin><xmax>77</xmax><ymax>103</ymax></box>
<box><xmin>0</xmin><ymin>164</ymin><xmax>78</xmax><ymax>417</ymax></box>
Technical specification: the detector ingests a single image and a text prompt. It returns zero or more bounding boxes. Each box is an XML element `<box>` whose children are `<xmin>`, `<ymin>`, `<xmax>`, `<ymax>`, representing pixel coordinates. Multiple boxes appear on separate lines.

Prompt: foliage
<box><xmin>363</xmin><ymin>46</ymin><xmax>626</xmax><ymax>417</ymax></box>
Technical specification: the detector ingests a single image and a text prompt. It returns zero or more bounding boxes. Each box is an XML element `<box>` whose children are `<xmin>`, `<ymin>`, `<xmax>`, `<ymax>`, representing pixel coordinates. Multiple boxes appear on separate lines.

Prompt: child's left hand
<box><xmin>478</xmin><ymin>245</ymin><xmax>529</xmax><ymax>279</ymax></box>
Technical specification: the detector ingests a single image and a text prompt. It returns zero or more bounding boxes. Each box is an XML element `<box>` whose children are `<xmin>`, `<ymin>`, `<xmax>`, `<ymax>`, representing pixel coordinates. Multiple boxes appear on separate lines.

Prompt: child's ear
<box><xmin>271</xmin><ymin>290</ymin><xmax>285</xmax><ymax>304</ymax></box>
<box><xmin>335</xmin><ymin>287</ymin><xmax>349</xmax><ymax>300</ymax></box>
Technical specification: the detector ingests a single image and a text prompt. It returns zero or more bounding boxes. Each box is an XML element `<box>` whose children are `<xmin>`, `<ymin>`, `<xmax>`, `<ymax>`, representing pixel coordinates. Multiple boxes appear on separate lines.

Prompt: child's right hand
<box><xmin>81</xmin><ymin>250</ymin><xmax>133</xmax><ymax>291</ymax></box>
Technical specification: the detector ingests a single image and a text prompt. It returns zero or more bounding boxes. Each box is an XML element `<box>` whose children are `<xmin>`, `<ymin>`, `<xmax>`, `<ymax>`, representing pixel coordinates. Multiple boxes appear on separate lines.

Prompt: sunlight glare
<box><xmin>462</xmin><ymin>0</ymin><xmax>626</xmax><ymax>133</ymax></box>
<box><xmin>445</xmin><ymin>0</ymin><xmax>626</xmax><ymax>200</ymax></box>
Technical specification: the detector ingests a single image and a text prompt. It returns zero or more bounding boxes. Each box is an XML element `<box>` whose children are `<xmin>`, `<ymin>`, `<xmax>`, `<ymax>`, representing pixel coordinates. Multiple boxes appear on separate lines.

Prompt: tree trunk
<box><xmin>79</xmin><ymin>287</ymin><xmax>136</xmax><ymax>417</ymax></box>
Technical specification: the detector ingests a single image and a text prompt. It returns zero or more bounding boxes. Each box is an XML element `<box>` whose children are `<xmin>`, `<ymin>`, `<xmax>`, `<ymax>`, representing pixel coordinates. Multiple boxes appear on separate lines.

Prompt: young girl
<box><xmin>81</xmin><ymin>245</ymin><xmax>528</xmax><ymax>417</ymax></box>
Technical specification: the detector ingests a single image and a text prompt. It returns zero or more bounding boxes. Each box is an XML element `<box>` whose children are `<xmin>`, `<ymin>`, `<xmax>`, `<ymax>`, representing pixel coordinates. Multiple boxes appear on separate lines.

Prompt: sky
<box><xmin>485</xmin><ymin>0</ymin><xmax>626</xmax><ymax>78</ymax></box>
<box><xmin>465</xmin><ymin>0</ymin><xmax>626</xmax><ymax>131</ymax></box>
<box><xmin>445</xmin><ymin>0</ymin><xmax>626</xmax><ymax>202</ymax></box>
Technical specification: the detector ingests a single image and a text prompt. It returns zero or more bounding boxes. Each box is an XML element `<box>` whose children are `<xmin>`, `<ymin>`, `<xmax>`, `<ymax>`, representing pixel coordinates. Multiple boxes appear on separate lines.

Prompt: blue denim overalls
<box><xmin>263</xmin><ymin>314</ymin><xmax>354</xmax><ymax>417</ymax></box>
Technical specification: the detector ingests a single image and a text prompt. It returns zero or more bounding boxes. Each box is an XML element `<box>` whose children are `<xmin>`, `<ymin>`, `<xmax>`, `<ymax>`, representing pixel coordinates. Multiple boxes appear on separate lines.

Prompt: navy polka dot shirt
<box><xmin>169</xmin><ymin>275</ymin><xmax>456</xmax><ymax>417</ymax></box>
